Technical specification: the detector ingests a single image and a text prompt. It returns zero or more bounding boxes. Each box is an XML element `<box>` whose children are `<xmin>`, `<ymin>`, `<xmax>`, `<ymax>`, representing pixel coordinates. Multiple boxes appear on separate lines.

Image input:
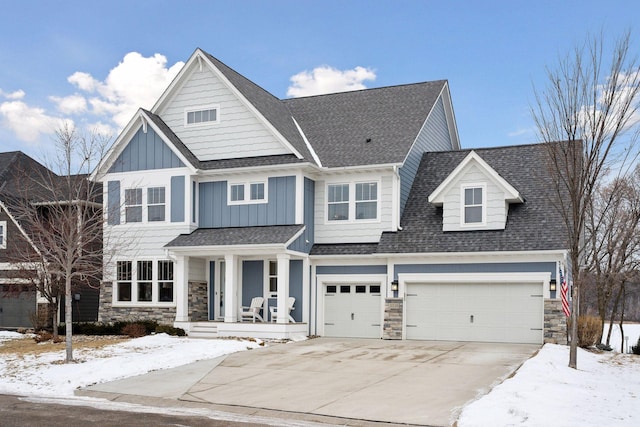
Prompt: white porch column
<box><xmin>175</xmin><ymin>255</ymin><xmax>190</xmax><ymax>322</ymax></box>
<box><xmin>276</xmin><ymin>253</ymin><xmax>290</xmax><ymax>324</ymax></box>
<box><xmin>224</xmin><ymin>254</ymin><xmax>238</xmax><ymax>322</ymax></box>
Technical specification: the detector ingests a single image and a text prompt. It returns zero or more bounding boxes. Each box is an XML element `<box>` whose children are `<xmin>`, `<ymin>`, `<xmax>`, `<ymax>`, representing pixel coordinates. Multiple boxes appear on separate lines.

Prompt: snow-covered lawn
<box><xmin>458</xmin><ymin>324</ymin><xmax>640</xmax><ymax>426</ymax></box>
<box><xmin>0</xmin><ymin>331</ymin><xmax>260</xmax><ymax>397</ymax></box>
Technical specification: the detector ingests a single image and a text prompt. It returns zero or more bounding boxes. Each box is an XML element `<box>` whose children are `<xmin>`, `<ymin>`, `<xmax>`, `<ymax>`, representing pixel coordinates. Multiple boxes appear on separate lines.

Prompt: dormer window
<box><xmin>463</xmin><ymin>185</ymin><xmax>485</xmax><ymax>225</ymax></box>
<box><xmin>184</xmin><ymin>105</ymin><xmax>219</xmax><ymax>127</ymax></box>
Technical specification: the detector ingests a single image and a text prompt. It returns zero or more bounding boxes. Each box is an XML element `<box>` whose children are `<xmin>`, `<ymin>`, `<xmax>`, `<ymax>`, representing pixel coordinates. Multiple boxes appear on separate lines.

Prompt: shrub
<box><xmin>576</xmin><ymin>315</ymin><xmax>603</xmax><ymax>348</ymax></box>
<box><xmin>121</xmin><ymin>323</ymin><xmax>148</xmax><ymax>338</ymax></box>
<box><xmin>155</xmin><ymin>324</ymin><xmax>186</xmax><ymax>336</ymax></box>
<box><xmin>33</xmin><ymin>331</ymin><xmax>52</xmax><ymax>343</ymax></box>
<box><xmin>632</xmin><ymin>337</ymin><xmax>640</xmax><ymax>355</ymax></box>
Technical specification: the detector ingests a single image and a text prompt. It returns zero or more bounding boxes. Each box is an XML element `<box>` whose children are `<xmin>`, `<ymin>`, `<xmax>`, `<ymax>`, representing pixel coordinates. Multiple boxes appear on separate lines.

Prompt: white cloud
<box><xmin>287</xmin><ymin>65</ymin><xmax>376</xmax><ymax>97</ymax></box>
<box><xmin>0</xmin><ymin>88</ymin><xmax>25</xmax><ymax>100</ymax></box>
<box><xmin>0</xmin><ymin>101</ymin><xmax>63</xmax><ymax>143</ymax></box>
<box><xmin>68</xmin><ymin>72</ymin><xmax>100</xmax><ymax>93</ymax></box>
<box><xmin>50</xmin><ymin>94</ymin><xmax>88</xmax><ymax>115</ymax></box>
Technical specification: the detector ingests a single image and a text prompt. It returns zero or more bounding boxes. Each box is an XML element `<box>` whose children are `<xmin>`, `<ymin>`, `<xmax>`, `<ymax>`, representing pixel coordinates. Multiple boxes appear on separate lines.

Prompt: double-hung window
<box><xmin>125</xmin><ymin>188</ymin><xmax>142</xmax><ymax>223</ymax></box>
<box><xmin>158</xmin><ymin>260</ymin><xmax>174</xmax><ymax>302</ymax></box>
<box><xmin>268</xmin><ymin>260</ymin><xmax>278</xmax><ymax>297</ymax></box>
<box><xmin>117</xmin><ymin>261</ymin><xmax>132</xmax><ymax>302</ymax></box>
<box><xmin>327</xmin><ymin>184</ymin><xmax>349</xmax><ymax>220</ymax></box>
<box><xmin>463</xmin><ymin>186</ymin><xmax>484</xmax><ymax>224</ymax></box>
<box><xmin>137</xmin><ymin>260</ymin><xmax>153</xmax><ymax>302</ymax></box>
<box><xmin>116</xmin><ymin>259</ymin><xmax>174</xmax><ymax>304</ymax></box>
<box><xmin>147</xmin><ymin>187</ymin><xmax>166</xmax><ymax>222</ymax></box>
<box><xmin>327</xmin><ymin>181</ymin><xmax>378</xmax><ymax>221</ymax></box>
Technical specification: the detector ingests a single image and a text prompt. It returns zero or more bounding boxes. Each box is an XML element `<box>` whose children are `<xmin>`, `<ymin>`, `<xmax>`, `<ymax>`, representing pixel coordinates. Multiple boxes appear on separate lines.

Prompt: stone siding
<box><xmin>189</xmin><ymin>281</ymin><xmax>208</xmax><ymax>321</ymax></box>
<box><xmin>383</xmin><ymin>298</ymin><xmax>403</xmax><ymax>339</ymax></box>
<box><xmin>544</xmin><ymin>299</ymin><xmax>568</xmax><ymax>344</ymax></box>
<box><xmin>98</xmin><ymin>281</ymin><xmax>176</xmax><ymax>324</ymax></box>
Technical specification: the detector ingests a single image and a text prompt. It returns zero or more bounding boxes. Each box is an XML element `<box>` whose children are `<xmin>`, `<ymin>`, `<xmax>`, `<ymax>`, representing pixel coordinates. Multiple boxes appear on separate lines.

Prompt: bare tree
<box><xmin>532</xmin><ymin>31</ymin><xmax>640</xmax><ymax>368</ymax></box>
<box><xmin>9</xmin><ymin>124</ymin><xmax>109</xmax><ymax>362</ymax></box>
<box><xmin>586</xmin><ymin>166</ymin><xmax>640</xmax><ymax>346</ymax></box>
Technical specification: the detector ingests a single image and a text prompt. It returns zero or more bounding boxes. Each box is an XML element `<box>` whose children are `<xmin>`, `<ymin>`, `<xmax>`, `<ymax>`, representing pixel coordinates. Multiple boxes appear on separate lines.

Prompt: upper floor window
<box><xmin>463</xmin><ymin>186</ymin><xmax>484</xmax><ymax>224</ymax></box>
<box><xmin>0</xmin><ymin>221</ymin><xmax>6</xmax><ymax>249</ymax></box>
<box><xmin>125</xmin><ymin>188</ymin><xmax>142</xmax><ymax>223</ymax></box>
<box><xmin>228</xmin><ymin>181</ymin><xmax>267</xmax><ymax>205</ymax></box>
<box><xmin>327</xmin><ymin>181</ymin><xmax>379</xmax><ymax>222</ymax></box>
<box><xmin>147</xmin><ymin>187</ymin><xmax>166</xmax><ymax>222</ymax></box>
<box><xmin>185</xmin><ymin>105</ymin><xmax>219</xmax><ymax>127</ymax></box>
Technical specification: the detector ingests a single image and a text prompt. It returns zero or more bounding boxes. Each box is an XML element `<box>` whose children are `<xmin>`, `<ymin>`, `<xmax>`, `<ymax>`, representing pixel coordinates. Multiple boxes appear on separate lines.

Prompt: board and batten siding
<box><xmin>442</xmin><ymin>163</ymin><xmax>508</xmax><ymax>231</ymax></box>
<box><xmin>189</xmin><ymin>257</ymin><xmax>206</xmax><ymax>282</ymax></box>
<box><xmin>288</xmin><ymin>177</ymin><xmax>315</xmax><ymax>253</ymax></box>
<box><xmin>199</xmin><ymin>176</ymin><xmax>296</xmax><ymax>228</ymax></box>
<box><xmin>157</xmin><ymin>64</ymin><xmax>289</xmax><ymax>161</ymax></box>
<box><xmin>109</xmin><ymin>126</ymin><xmax>184</xmax><ymax>173</ymax></box>
<box><xmin>399</xmin><ymin>96</ymin><xmax>453</xmax><ymax>215</ymax></box>
<box><xmin>314</xmin><ymin>173</ymin><xmax>393</xmax><ymax>244</ymax></box>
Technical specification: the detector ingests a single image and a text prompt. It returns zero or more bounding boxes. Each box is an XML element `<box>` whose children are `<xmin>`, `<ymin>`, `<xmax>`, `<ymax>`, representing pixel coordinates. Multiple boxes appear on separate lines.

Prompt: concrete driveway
<box><xmin>81</xmin><ymin>338</ymin><xmax>539</xmax><ymax>426</ymax></box>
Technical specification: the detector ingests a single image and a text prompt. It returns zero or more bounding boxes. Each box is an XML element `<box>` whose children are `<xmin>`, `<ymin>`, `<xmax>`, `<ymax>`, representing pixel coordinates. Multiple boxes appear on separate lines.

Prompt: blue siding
<box><xmin>399</xmin><ymin>97</ymin><xmax>452</xmax><ymax>214</ymax></box>
<box><xmin>107</xmin><ymin>181</ymin><xmax>120</xmax><ymax>225</ymax></box>
<box><xmin>316</xmin><ymin>265</ymin><xmax>388</xmax><ymax>275</ymax></box>
<box><xmin>393</xmin><ymin>262</ymin><xmax>556</xmax><ymax>280</ymax></box>
<box><xmin>171</xmin><ymin>176</ymin><xmax>185</xmax><ymax>222</ymax></box>
<box><xmin>242</xmin><ymin>261</ymin><xmax>263</xmax><ymax>308</ymax></box>
<box><xmin>289</xmin><ymin>260</ymin><xmax>303</xmax><ymax>322</ymax></box>
<box><xmin>199</xmin><ymin>176</ymin><xmax>296</xmax><ymax>228</ymax></box>
<box><xmin>109</xmin><ymin>126</ymin><xmax>185</xmax><ymax>173</ymax></box>
<box><xmin>288</xmin><ymin>178</ymin><xmax>315</xmax><ymax>253</ymax></box>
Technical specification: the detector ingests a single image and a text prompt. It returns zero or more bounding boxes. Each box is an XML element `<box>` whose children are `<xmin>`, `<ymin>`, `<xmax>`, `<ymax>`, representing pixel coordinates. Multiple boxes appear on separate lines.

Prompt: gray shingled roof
<box><xmin>142</xmin><ymin>109</ymin><xmax>200</xmax><ymax>168</ymax></box>
<box><xmin>310</xmin><ymin>243</ymin><xmax>380</xmax><ymax>256</ymax></box>
<box><xmin>284</xmin><ymin>81</ymin><xmax>447</xmax><ymax>167</ymax></box>
<box><xmin>165</xmin><ymin>225</ymin><xmax>304</xmax><ymax>247</ymax></box>
<box><xmin>377</xmin><ymin>143</ymin><xmax>568</xmax><ymax>253</ymax></box>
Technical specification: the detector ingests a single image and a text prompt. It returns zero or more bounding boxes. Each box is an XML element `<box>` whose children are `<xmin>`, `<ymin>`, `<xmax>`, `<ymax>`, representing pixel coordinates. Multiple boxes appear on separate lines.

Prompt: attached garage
<box><xmin>404</xmin><ymin>280</ymin><xmax>544</xmax><ymax>344</ymax></box>
<box><xmin>0</xmin><ymin>285</ymin><xmax>36</xmax><ymax>328</ymax></box>
<box><xmin>324</xmin><ymin>284</ymin><xmax>382</xmax><ymax>338</ymax></box>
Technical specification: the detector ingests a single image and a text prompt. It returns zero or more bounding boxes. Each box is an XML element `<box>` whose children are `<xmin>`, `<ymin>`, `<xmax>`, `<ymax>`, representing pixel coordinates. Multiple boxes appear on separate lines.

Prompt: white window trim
<box><xmin>113</xmin><ymin>258</ymin><xmax>176</xmax><ymax>307</ymax></box>
<box><xmin>460</xmin><ymin>183</ymin><xmax>487</xmax><ymax>227</ymax></box>
<box><xmin>325</xmin><ymin>180</ymin><xmax>381</xmax><ymax>224</ymax></box>
<box><xmin>184</xmin><ymin>104</ymin><xmax>220</xmax><ymax>127</ymax></box>
<box><xmin>227</xmin><ymin>180</ymin><xmax>268</xmax><ymax>205</ymax></box>
<box><xmin>123</xmin><ymin>185</ymin><xmax>168</xmax><ymax>224</ymax></box>
<box><xmin>0</xmin><ymin>220</ymin><xmax>6</xmax><ymax>249</ymax></box>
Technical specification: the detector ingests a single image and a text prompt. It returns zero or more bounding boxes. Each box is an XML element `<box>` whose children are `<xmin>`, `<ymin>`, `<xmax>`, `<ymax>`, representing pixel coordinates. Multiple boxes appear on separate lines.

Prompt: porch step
<box><xmin>188</xmin><ymin>322</ymin><xmax>219</xmax><ymax>338</ymax></box>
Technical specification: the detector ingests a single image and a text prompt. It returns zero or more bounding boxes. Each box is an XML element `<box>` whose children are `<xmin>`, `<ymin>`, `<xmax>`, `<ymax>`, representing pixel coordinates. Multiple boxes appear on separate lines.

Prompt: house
<box><xmin>0</xmin><ymin>151</ymin><xmax>100</xmax><ymax>329</ymax></box>
<box><xmin>93</xmin><ymin>48</ymin><xmax>568</xmax><ymax>344</ymax></box>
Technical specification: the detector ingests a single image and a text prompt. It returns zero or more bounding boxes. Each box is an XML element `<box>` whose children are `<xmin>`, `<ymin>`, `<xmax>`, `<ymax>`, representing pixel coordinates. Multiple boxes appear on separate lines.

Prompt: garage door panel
<box><xmin>406</xmin><ymin>282</ymin><xmax>543</xmax><ymax>344</ymax></box>
<box><xmin>324</xmin><ymin>284</ymin><xmax>382</xmax><ymax>339</ymax></box>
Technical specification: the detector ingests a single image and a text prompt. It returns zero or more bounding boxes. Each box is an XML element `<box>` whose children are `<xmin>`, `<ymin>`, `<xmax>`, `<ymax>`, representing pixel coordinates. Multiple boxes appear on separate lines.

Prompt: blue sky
<box><xmin>1</xmin><ymin>0</ymin><xmax>639</xmax><ymax>162</ymax></box>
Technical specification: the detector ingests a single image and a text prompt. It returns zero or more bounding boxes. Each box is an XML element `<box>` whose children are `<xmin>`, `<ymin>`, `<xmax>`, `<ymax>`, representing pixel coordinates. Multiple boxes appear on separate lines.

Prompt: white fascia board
<box><xmin>441</xmin><ymin>82</ymin><xmax>461</xmax><ymax>150</ymax></box>
<box><xmin>197</xmin><ymin>51</ymin><xmax>305</xmax><ymax>160</ymax></box>
<box><xmin>284</xmin><ymin>226</ymin><xmax>306</xmax><ymax>247</ymax></box>
<box><xmin>166</xmin><ymin>243</ymin><xmax>287</xmax><ymax>255</ymax></box>
<box><xmin>0</xmin><ymin>199</ymin><xmax>41</xmax><ymax>257</ymax></box>
<box><xmin>428</xmin><ymin>150</ymin><xmax>522</xmax><ymax>205</ymax></box>
<box><xmin>292</xmin><ymin>116</ymin><xmax>322</xmax><ymax>167</ymax></box>
<box><xmin>195</xmin><ymin>161</ymin><xmax>317</xmax><ymax>178</ymax></box>
<box><xmin>399</xmin><ymin>272</ymin><xmax>550</xmax><ymax>284</ymax></box>
<box><xmin>377</xmin><ymin>249</ymin><xmax>567</xmax><ymax>263</ymax></box>
<box><xmin>309</xmin><ymin>256</ymin><xmax>387</xmax><ymax>265</ymax></box>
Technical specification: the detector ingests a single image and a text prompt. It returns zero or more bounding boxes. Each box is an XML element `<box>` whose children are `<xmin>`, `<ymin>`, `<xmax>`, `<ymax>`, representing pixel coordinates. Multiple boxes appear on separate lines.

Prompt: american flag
<box><xmin>559</xmin><ymin>267</ymin><xmax>571</xmax><ymax>317</ymax></box>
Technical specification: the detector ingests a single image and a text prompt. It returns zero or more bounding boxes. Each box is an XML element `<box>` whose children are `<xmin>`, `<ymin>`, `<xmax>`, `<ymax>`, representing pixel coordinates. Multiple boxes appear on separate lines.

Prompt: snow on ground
<box><xmin>458</xmin><ymin>343</ymin><xmax>640</xmax><ymax>426</ymax></box>
<box><xmin>602</xmin><ymin>323</ymin><xmax>640</xmax><ymax>352</ymax></box>
<box><xmin>0</xmin><ymin>333</ymin><xmax>261</xmax><ymax>397</ymax></box>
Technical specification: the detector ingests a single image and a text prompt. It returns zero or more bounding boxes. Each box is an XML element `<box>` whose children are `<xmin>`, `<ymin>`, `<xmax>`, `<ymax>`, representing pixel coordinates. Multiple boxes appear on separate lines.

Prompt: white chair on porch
<box><xmin>241</xmin><ymin>297</ymin><xmax>264</xmax><ymax>322</ymax></box>
<box><xmin>269</xmin><ymin>297</ymin><xmax>296</xmax><ymax>323</ymax></box>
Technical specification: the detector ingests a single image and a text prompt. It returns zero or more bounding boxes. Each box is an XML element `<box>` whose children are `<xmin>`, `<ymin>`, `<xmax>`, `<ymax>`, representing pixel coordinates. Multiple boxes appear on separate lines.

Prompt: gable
<box><xmin>155</xmin><ymin>59</ymin><xmax>292</xmax><ymax>161</ymax></box>
<box><xmin>108</xmin><ymin>125</ymin><xmax>185</xmax><ymax>173</ymax></box>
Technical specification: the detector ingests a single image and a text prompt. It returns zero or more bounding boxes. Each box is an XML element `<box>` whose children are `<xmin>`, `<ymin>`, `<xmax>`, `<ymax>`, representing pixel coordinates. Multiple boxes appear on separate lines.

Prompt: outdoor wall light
<box><xmin>549</xmin><ymin>279</ymin><xmax>557</xmax><ymax>292</ymax></box>
<box><xmin>391</xmin><ymin>280</ymin><xmax>399</xmax><ymax>292</ymax></box>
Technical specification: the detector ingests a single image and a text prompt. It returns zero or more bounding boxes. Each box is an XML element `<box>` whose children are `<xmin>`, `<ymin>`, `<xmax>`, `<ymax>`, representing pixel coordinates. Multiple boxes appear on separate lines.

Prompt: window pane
<box><xmin>328</xmin><ymin>184</ymin><xmax>349</xmax><ymax>203</ymax></box>
<box><xmin>269</xmin><ymin>277</ymin><xmax>278</xmax><ymax>293</ymax></box>
<box><xmin>340</xmin><ymin>285</ymin><xmax>351</xmax><ymax>293</ymax></box>
<box><xmin>125</xmin><ymin>206</ymin><xmax>142</xmax><ymax>223</ymax></box>
<box><xmin>209</xmin><ymin>109</ymin><xmax>217</xmax><ymax>121</ymax></box>
<box><xmin>148</xmin><ymin>205</ymin><xmax>165</xmax><ymax>222</ymax></box>
<box><xmin>117</xmin><ymin>261</ymin><xmax>132</xmax><ymax>280</ymax></box>
<box><xmin>370</xmin><ymin>285</ymin><xmax>381</xmax><ymax>293</ymax></box>
<box><xmin>117</xmin><ymin>282</ymin><xmax>131</xmax><ymax>301</ymax></box>
<box><xmin>187</xmin><ymin>112</ymin><xmax>195</xmax><ymax>124</ymax></box>
<box><xmin>464</xmin><ymin>188</ymin><xmax>473</xmax><ymax>205</ymax></box>
<box><xmin>250</xmin><ymin>183</ymin><xmax>265</xmax><ymax>200</ymax></box>
<box><xmin>465</xmin><ymin>206</ymin><xmax>482</xmax><ymax>223</ymax></box>
<box><xmin>230</xmin><ymin>184</ymin><xmax>244</xmax><ymax>201</ymax></box>
<box><xmin>356</xmin><ymin>201</ymin><xmax>376</xmax><ymax>219</ymax></box>
<box><xmin>328</xmin><ymin>202</ymin><xmax>349</xmax><ymax>220</ymax></box>
<box><xmin>356</xmin><ymin>182</ymin><xmax>377</xmax><ymax>201</ymax></box>
<box><xmin>326</xmin><ymin>285</ymin><xmax>337</xmax><ymax>293</ymax></box>
<box><xmin>137</xmin><ymin>261</ymin><xmax>152</xmax><ymax>280</ymax></box>
<box><xmin>194</xmin><ymin>110</ymin><xmax>202</xmax><ymax>123</ymax></box>
<box><xmin>148</xmin><ymin>187</ymin><xmax>165</xmax><ymax>204</ymax></box>
<box><xmin>125</xmin><ymin>188</ymin><xmax>142</xmax><ymax>205</ymax></box>
<box><xmin>158</xmin><ymin>261</ymin><xmax>173</xmax><ymax>280</ymax></box>
<box><xmin>138</xmin><ymin>282</ymin><xmax>152</xmax><ymax>302</ymax></box>
<box><xmin>159</xmin><ymin>282</ymin><xmax>173</xmax><ymax>302</ymax></box>
<box><xmin>355</xmin><ymin>285</ymin><xmax>366</xmax><ymax>293</ymax></box>
<box><xmin>474</xmin><ymin>188</ymin><xmax>483</xmax><ymax>204</ymax></box>
<box><xmin>269</xmin><ymin>261</ymin><xmax>277</xmax><ymax>275</ymax></box>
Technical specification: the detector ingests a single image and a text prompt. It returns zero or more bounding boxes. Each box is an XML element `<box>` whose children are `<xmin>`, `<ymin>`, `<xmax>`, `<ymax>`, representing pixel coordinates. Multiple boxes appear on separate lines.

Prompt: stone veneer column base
<box><xmin>544</xmin><ymin>299</ymin><xmax>568</xmax><ymax>344</ymax></box>
<box><xmin>383</xmin><ymin>298</ymin><xmax>403</xmax><ymax>340</ymax></box>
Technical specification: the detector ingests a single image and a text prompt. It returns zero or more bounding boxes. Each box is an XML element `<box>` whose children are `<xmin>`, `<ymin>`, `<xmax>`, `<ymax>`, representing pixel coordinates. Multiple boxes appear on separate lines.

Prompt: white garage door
<box><xmin>324</xmin><ymin>284</ymin><xmax>382</xmax><ymax>338</ymax></box>
<box><xmin>405</xmin><ymin>282</ymin><xmax>543</xmax><ymax>344</ymax></box>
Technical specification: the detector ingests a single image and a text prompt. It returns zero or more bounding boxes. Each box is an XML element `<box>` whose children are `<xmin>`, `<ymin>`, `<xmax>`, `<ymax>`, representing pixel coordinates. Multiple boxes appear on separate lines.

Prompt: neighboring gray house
<box><xmin>93</xmin><ymin>48</ymin><xmax>568</xmax><ymax>344</ymax></box>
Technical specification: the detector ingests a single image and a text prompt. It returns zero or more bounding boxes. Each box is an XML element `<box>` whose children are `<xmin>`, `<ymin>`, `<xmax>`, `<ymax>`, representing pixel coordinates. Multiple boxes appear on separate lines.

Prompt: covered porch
<box><xmin>164</xmin><ymin>225</ymin><xmax>310</xmax><ymax>339</ymax></box>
